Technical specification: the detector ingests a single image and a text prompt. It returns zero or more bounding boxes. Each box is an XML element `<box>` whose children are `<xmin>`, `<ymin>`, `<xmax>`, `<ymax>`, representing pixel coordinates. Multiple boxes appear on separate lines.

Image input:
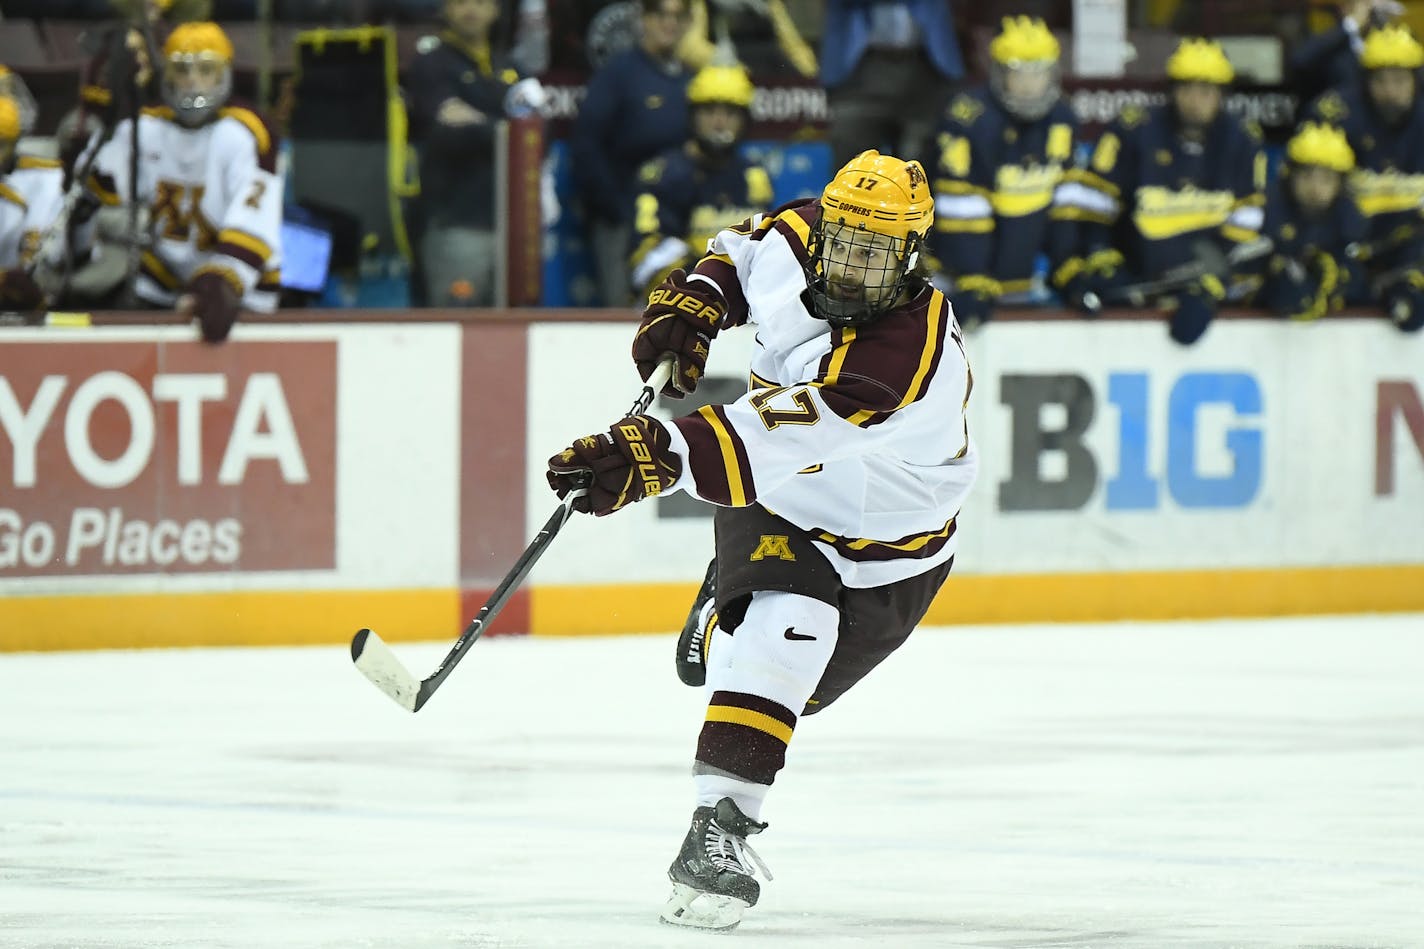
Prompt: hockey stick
<box><xmin>1082</xmin><ymin>237</ymin><xmax>1274</xmax><ymax>312</ymax></box>
<box><xmin>1346</xmin><ymin>223</ymin><xmax>1418</xmax><ymax>263</ymax></box>
<box><xmin>350</xmin><ymin>359</ymin><xmax>675</xmax><ymax>713</ymax></box>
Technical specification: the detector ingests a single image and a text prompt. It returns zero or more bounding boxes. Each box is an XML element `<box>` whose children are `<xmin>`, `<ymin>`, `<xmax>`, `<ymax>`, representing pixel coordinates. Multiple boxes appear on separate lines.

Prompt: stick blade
<box><xmin>351</xmin><ymin>628</ymin><xmax>422</xmax><ymax>712</ymax></box>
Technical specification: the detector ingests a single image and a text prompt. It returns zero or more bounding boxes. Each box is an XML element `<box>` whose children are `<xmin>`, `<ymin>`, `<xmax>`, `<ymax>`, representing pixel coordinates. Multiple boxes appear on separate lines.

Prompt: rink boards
<box><xmin>1</xmin><ymin>317</ymin><xmax>1421</xmax><ymax>650</ymax></box>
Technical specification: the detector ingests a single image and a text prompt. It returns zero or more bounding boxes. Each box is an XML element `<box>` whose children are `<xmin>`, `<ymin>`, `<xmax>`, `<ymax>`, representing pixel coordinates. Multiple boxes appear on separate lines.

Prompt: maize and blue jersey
<box><xmin>1248</xmin><ymin>175</ymin><xmax>1369</xmax><ymax>317</ymax></box>
<box><xmin>1308</xmin><ymin>87</ymin><xmax>1424</xmax><ymax>272</ymax></box>
<box><xmin>627</xmin><ymin>146</ymin><xmax>773</xmax><ymax>297</ymax></box>
<box><xmin>1072</xmin><ymin>102</ymin><xmax>1266</xmax><ymax>279</ymax></box>
<box><xmin>929</xmin><ymin>88</ymin><xmax>1081</xmax><ymax>295</ymax></box>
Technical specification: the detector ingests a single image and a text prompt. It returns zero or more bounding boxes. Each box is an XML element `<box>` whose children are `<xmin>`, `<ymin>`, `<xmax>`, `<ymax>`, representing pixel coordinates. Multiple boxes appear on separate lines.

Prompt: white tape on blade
<box><xmin>353</xmin><ymin>632</ymin><xmax>421</xmax><ymax>712</ymax></box>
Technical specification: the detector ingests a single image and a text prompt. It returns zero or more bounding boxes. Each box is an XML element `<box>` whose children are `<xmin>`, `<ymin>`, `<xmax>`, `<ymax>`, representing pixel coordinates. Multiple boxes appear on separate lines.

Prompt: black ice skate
<box><xmin>675</xmin><ymin>558</ymin><xmax>717</xmax><ymax>686</ymax></box>
<box><xmin>660</xmin><ymin>797</ymin><xmax>772</xmax><ymax>931</ymax></box>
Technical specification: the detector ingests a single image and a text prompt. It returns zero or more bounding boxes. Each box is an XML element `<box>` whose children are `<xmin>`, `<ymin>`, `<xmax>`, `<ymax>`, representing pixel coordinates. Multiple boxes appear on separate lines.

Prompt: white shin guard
<box><xmin>696</xmin><ymin>590</ymin><xmax>840</xmax><ymax>817</ymax></box>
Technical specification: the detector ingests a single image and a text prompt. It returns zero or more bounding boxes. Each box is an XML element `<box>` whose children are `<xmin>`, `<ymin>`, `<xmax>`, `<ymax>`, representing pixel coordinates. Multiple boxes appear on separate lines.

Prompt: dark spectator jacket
<box><xmin>570</xmin><ymin>46</ymin><xmax>689</xmax><ymax>225</ymax></box>
<box><xmin>1076</xmin><ymin>102</ymin><xmax>1266</xmax><ymax>281</ymax></box>
<box><xmin>1290</xmin><ymin>21</ymin><xmax>1366</xmax><ymax>106</ymax></box>
<box><xmin>1309</xmin><ymin>85</ymin><xmax>1424</xmax><ymax>273</ymax></box>
<box><xmin>929</xmin><ymin>87</ymin><xmax>1079</xmax><ymax>293</ymax></box>
<box><xmin>405</xmin><ymin>30</ymin><xmax>521</xmax><ymax>231</ymax></box>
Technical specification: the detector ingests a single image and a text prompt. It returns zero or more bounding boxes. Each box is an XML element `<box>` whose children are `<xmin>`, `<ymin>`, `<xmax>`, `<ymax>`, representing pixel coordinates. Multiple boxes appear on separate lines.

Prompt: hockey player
<box><xmin>929</xmin><ymin>16</ymin><xmax>1080</xmax><ymax>329</ymax></box>
<box><xmin>545</xmin><ymin>150</ymin><xmax>977</xmax><ymax>930</ymax></box>
<box><xmin>626</xmin><ymin>63</ymin><xmax>773</xmax><ymax>298</ymax></box>
<box><xmin>76</xmin><ymin>22</ymin><xmax>282</xmax><ymax>343</ymax></box>
<box><xmin>1308</xmin><ymin>23</ymin><xmax>1424</xmax><ymax>331</ymax></box>
<box><xmin>1065</xmin><ymin>37</ymin><xmax>1267</xmax><ymax>344</ymax></box>
<box><xmin>1249</xmin><ymin>122</ymin><xmax>1367</xmax><ymax>321</ymax></box>
<box><xmin>0</xmin><ymin>95</ymin><xmax>65</xmax><ymax>313</ymax></box>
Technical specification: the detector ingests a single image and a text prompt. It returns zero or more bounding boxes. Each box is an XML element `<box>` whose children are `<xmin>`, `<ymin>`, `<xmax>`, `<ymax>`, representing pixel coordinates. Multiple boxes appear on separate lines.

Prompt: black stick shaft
<box><xmin>405</xmin><ymin>363</ymin><xmax>671</xmax><ymax>711</ymax></box>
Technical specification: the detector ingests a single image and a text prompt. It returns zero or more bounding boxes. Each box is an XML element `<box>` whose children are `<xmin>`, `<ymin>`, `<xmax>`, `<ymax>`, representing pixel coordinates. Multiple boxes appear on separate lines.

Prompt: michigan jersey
<box><xmin>1073</xmin><ymin>102</ymin><xmax>1266</xmax><ymax>278</ymax></box>
<box><xmin>85</xmin><ymin>105</ymin><xmax>283</xmax><ymax>310</ymax></box>
<box><xmin>662</xmin><ymin>200</ymin><xmax>979</xmax><ymax>589</ymax></box>
<box><xmin>930</xmin><ymin>88</ymin><xmax>1079</xmax><ymax>294</ymax></box>
<box><xmin>0</xmin><ymin>155</ymin><xmax>64</xmax><ymax>270</ymax></box>
<box><xmin>1309</xmin><ymin>87</ymin><xmax>1424</xmax><ymax>269</ymax></box>
<box><xmin>628</xmin><ymin>147</ymin><xmax>773</xmax><ymax>296</ymax></box>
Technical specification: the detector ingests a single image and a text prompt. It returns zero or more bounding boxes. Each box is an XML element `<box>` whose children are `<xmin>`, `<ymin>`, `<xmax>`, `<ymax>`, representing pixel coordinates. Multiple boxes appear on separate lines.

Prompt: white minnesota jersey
<box><xmin>665</xmin><ymin>199</ymin><xmax>979</xmax><ymax>588</ymax></box>
<box><xmin>86</xmin><ymin>106</ymin><xmax>283</xmax><ymax>311</ymax></box>
<box><xmin>0</xmin><ymin>155</ymin><xmax>65</xmax><ymax>269</ymax></box>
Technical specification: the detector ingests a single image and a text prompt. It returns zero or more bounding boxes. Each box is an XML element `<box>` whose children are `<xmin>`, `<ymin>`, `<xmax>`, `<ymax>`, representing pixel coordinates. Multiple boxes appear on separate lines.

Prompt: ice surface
<box><xmin>1</xmin><ymin>614</ymin><xmax>1422</xmax><ymax>948</ymax></box>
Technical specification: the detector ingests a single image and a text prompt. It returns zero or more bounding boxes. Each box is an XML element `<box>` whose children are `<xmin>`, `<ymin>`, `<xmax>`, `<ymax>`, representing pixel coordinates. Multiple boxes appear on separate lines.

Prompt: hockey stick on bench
<box><xmin>350</xmin><ymin>359</ymin><xmax>674</xmax><ymax>713</ymax></box>
<box><xmin>1081</xmin><ymin>237</ymin><xmax>1274</xmax><ymax>313</ymax></box>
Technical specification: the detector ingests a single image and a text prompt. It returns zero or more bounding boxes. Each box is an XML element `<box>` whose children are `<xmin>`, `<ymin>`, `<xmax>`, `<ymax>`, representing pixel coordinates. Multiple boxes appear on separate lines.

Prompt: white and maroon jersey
<box><xmin>665</xmin><ymin>199</ymin><xmax>979</xmax><ymax>588</ymax></box>
<box><xmin>0</xmin><ymin>155</ymin><xmax>64</xmax><ymax>269</ymax></box>
<box><xmin>85</xmin><ymin>105</ymin><xmax>283</xmax><ymax>311</ymax></box>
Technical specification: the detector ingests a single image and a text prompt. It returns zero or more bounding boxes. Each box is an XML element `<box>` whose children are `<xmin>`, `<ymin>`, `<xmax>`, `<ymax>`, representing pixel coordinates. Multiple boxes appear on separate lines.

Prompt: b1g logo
<box><xmin>999</xmin><ymin>371</ymin><xmax>1263</xmax><ymax>511</ymax></box>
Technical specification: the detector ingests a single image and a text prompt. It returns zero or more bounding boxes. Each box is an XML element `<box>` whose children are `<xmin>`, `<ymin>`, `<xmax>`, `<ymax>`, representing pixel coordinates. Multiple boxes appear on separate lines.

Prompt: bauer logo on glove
<box><xmin>547</xmin><ymin>414</ymin><xmax>681</xmax><ymax>516</ymax></box>
<box><xmin>632</xmin><ymin>268</ymin><xmax>727</xmax><ymax>397</ymax></box>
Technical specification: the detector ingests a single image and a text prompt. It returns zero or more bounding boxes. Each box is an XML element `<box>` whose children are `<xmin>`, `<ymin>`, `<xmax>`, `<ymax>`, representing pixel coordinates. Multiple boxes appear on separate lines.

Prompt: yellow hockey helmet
<box><xmin>0</xmin><ymin>66</ymin><xmax>37</xmax><ymax>136</ymax></box>
<box><xmin>809</xmin><ymin>150</ymin><xmax>934</xmax><ymax>325</ymax></box>
<box><xmin>1286</xmin><ymin>122</ymin><xmax>1354</xmax><ymax>173</ymax></box>
<box><xmin>819</xmin><ymin>149</ymin><xmax>934</xmax><ymax>244</ymax></box>
<box><xmin>990</xmin><ymin>16</ymin><xmax>1060</xmax><ymax>66</ymax></box>
<box><xmin>0</xmin><ymin>97</ymin><xmax>19</xmax><ymax>144</ymax></box>
<box><xmin>1361</xmin><ymin>24</ymin><xmax>1424</xmax><ymax>70</ymax></box>
<box><xmin>164</xmin><ymin>21</ymin><xmax>235</xmax><ymax>63</ymax></box>
<box><xmin>162</xmin><ymin>22</ymin><xmax>234</xmax><ymax>126</ymax></box>
<box><xmin>1166</xmin><ymin>37</ymin><xmax>1234</xmax><ymax>85</ymax></box>
<box><xmin>687</xmin><ymin>65</ymin><xmax>755</xmax><ymax>109</ymax></box>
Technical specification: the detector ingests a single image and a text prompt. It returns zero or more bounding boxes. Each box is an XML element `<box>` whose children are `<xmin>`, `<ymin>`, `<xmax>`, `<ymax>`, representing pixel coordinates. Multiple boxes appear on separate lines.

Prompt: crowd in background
<box><xmin>2</xmin><ymin>0</ymin><xmax>1424</xmax><ymax>342</ymax></box>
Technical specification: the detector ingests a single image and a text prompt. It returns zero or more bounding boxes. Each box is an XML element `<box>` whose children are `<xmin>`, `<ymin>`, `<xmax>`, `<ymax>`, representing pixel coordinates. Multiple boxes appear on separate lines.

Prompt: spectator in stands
<box><xmin>406</xmin><ymin>0</ymin><xmax>545</xmax><ymax>307</ymax></box>
<box><xmin>74</xmin><ymin>23</ymin><xmax>282</xmax><ymax>342</ymax></box>
<box><xmin>59</xmin><ymin>0</ymin><xmax>212</xmax><ymax>184</ymax></box>
<box><xmin>627</xmin><ymin>63</ymin><xmax>772</xmax><ymax>299</ymax></box>
<box><xmin>571</xmin><ymin>0</ymin><xmax>693</xmax><ymax>307</ymax></box>
<box><xmin>1065</xmin><ymin>38</ymin><xmax>1266</xmax><ymax>345</ymax></box>
<box><xmin>0</xmin><ymin>96</ymin><xmax>66</xmax><ymax>313</ymax></box>
<box><xmin>819</xmin><ymin>0</ymin><xmax>964</xmax><ymax>171</ymax></box>
<box><xmin>928</xmin><ymin>16</ymin><xmax>1079</xmax><ymax>330</ymax></box>
<box><xmin>1290</xmin><ymin>0</ymin><xmax>1402</xmax><ymax>106</ymax></box>
<box><xmin>1308</xmin><ymin>23</ymin><xmax>1424</xmax><ymax>332</ymax></box>
<box><xmin>1246</xmin><ymin>121</ymin><xmax>1366</xmax><ymax>322</ymax></box>
<box><xmin>678</xmin><ymin>0</ymin><xmax>818</xmax><ymax>79</ymax></box>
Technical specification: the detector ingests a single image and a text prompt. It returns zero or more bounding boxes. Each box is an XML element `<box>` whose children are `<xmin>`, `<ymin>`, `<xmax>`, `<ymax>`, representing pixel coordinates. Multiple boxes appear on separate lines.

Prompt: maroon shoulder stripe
<box><xmin>673</xmin><ymin>405</ymin><xmax>757</xmax><ymax>507</ymax></box>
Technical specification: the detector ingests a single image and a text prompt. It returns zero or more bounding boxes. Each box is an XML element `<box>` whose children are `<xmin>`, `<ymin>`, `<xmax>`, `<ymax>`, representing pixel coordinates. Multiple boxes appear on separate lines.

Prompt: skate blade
<box><xmin>659</xmin><ymin>882</ymin><xmax>748</xmax><ymax>931</ymax></box>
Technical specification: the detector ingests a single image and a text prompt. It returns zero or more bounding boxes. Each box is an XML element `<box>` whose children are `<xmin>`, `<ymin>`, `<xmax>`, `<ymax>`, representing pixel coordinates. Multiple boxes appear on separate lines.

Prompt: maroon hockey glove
<box><xmin>0</xmin><ymin>268</ymin><xmax>45</xmax><ymax>311</ymax></box>
<box><xmin>546</xmin><ymin>414</ymin><xmax>681</xmax><ymax>516</ymax></box>
<box><xmin>185</xmin><ymin>270</ymin><xmax>242</xmax><ymax>343</ymax></box>
<box><xmin>631</xmin><ymin>268</ymin><xmax>726</xmax><ymax>398</ymax></box>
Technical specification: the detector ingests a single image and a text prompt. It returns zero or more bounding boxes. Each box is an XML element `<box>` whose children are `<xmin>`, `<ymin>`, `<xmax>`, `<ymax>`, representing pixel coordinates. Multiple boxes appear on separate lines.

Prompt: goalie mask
<box><xmin>804</xmin><ymin>150</ymin><xmax>934</xmax><ymax>327</ymax></box>
<box><xmin>162</xmin><ymin>22</ymin><xmax>234</xmax><ymax>127</ymax></box>
<box><xmin>988</xmin><ymin>17</ymin><xmax>1061</xmax><ymax>122</ymax></box>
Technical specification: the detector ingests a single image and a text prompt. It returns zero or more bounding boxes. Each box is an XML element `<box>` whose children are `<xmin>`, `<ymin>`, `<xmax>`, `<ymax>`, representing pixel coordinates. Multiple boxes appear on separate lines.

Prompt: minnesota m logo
<box><xmin>749</xmin><ymin>535</ymin><xmax>796</xmax><ymax>562</ymax></box>
<box><xmin>153</xmin><ymin>181</ymin><xmax>219</xmax><ymax>248</ymax></box>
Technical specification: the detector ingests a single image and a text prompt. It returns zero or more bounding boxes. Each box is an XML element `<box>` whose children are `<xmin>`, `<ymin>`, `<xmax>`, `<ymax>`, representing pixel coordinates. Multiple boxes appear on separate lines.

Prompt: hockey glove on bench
<box><xmin>632</xmin><ymin>268</ymin><xmax>727</xmax><ymax>397</ymax></box>
<box><xmin>547</xmin><ymin>414</ymin><xmax>681</xmax><ymax>516</ymax></box>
